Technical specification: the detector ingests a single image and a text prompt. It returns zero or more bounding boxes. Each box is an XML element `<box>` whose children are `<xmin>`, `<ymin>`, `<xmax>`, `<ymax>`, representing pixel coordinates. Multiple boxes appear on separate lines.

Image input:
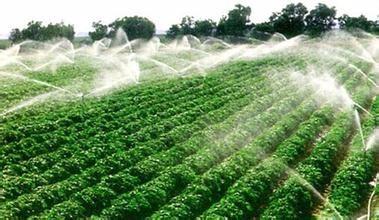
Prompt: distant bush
<box><xmin>166</xmin><ymin>16</ymin><xmax>216</xmax><ymax>39</ymax></box>
<box><xmin>9</xmin><ymin>21</ymin><xmax>75</xmax><ymax>43</ymax></box>
<box><xmin>89</xmin><ymin>16</ymin><xmax>155</xmax><ymax>41</ymax></box>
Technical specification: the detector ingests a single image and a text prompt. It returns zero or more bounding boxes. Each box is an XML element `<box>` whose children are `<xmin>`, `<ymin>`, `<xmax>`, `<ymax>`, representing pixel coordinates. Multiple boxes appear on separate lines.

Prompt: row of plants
<box><xmin>326</xmin><ymin>95</ymin><xmax>379</xmax><ymax>216</ymax></box>
<box><xmin>0</xmin><ymin>70</ymin><xmax>252</xmax><ymax>166</ymax></box>
<box><xmin>1</xmin><ymin>62</ymin><xmax>263</xmax><ymax>168</ymax></box>
<box><xmin>1</xmin><ymin>70</ymin><xmax>264</xmax><ymax>201</ymax></box>
<box><xmin>1</xmin><ymin>59</ymin><xmax>255</xmax><ymax>144</ymax></box>
<box><xmin>1</xmin><ymin>76</ymin><xmax>211</xmax><ymax>176</ymax></box>
<box><xmin>146</xmin><ymin>49</ymin><xmax>367</xmax><ymax>219</ymax></box>
<box><xmin>260</xmin><ymin>83</ymin><xmax>373</xmax><ymax>219</ymax></box>
<box><xmin>0</xmin><ymin>62</ymin><xmax>97</xmax><ymax>113</ymax></box>
<box><xmin>201</xmin><ymin>106</ymin><xmax>335</xmax><ymax>219</ymax></box>
<box><xmin>34</xmin><ymin>57</ymin><xmax>358</xmax><ymax>218</ymax></box>
<box><xmin>101</xmin><ymin>96</ymin><xmax>316</xmax><ymax>219</ymax></box>
<box><xmin>2</xmin><ymin>69</ymin><xmax>258</xmax><ymax>170</ymax></box>
<box><xmin>36</xmin><ymin>80</ymin><xmax>296</xmax><ymax>218</ymax></box>
<box><xmin>0</xmin><ymin>78</ymin><xmax>50</xmax><ymax>113</ymax></box>
<box><xmin>260</xmin><ymin>113</ymin><xmax>354</xmax><ymax>219</ymax></box>
<box><xmin>0</xmin><ymin>59</ymin><xmax>294</xmax><ymax>217</ymax></box>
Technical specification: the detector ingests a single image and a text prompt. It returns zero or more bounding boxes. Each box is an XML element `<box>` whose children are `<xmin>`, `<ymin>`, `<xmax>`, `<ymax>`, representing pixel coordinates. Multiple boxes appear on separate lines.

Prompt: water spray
<box><xmin>365</xmin><ymin>128</ymin><xmax>379</xmax><ymax>152</ymax></box>
<box><xmin>286</xmin><ymin>168</ymin><xmax>344</xmax><ymax>220</ymax></box>
<box><xmin>367</xmin><ymin>173</ymin><xmax>378</xmax><ymax>220</ymax></box>
<box><xmin>354</xmin><ymin>109</ymin><xmax>367</xmax><ymax>151</ymax></box>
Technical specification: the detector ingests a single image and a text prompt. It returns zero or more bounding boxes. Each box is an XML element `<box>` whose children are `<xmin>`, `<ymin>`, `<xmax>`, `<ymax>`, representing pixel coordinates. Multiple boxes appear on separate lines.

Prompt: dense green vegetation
<box><xmin>1</xmin><ymin>14</ymin><xmax>378</xmax><ymax>218</ymax></box>
<box><xmin>5</xmin><ymin>2</ymin><xmax>378</xmax><ymax>46</ymax></box>
<box><xmin>89</xmin><ymin>16</ymin><xmax>156</xmax><ymax>41</ymax></box>
<box><xmin>9</xmin><ymin>21</ymin><xmax>75</xmax><ymax>43</ymax></box>
<box><xmin>326</xmin><ymin>97</ymin><xmax>379</xmax><ymax>216</ymax></box>
<box><xmin>0</xmin><ymin>43</ymin><xmax>378</xmax><ymax>219</ymax></box>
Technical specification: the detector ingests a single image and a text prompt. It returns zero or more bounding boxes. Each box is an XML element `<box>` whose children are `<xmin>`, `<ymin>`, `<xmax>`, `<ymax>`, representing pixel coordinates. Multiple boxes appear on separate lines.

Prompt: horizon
<box><xmin>0</xmin><ymin>0</ymin><xmax>378</xmax><ymax>39</ymax></box>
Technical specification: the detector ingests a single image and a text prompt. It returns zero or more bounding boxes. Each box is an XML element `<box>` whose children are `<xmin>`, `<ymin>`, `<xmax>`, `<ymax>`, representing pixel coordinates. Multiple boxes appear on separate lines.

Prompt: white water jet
<box><xmin>347</xmin><ymin>63</ymin><xmax>378</xmax><ymax>87</ymax></box>
<box><xmin>354</xmin><ymin>109</ymin><xmax>367</xmax><ymax>151</ymax></box>
<box><xmin>365</xmin><ymin>128</ymin><xmax>379</xmax><ymax>151</ymax></box>
<box><xmin>319</xmin><ymin>43</ymin><xmax>378</xmax><ymax>70</ymax></box>
<box><xmin>289</xmin><ymin>71</ymin><xmax>354</xmax><ymax>110</ymax></box>
<box><xmin>201</xmin><ymin>37</ymin><xmax>232</xmax><ymax>49</ymax></box>
<box><xmin>33</xmin><ymin>54</ymin><xmax>75</xmax><ymax>71</ymax></box>
<box><xmin>315</xmin><ymin>48</ymin><xmax>377</xmax><ymax>86</ymax></box>
<box><xmin>1</xmin><ymin>29</ymin><xmax>376</xmax><ymax>114</ymax></box>
<box><xmin>286</xmin><ymin>168</ymin><xmax>343</xmax><ymax>220</ymax></box>
<box><xmin>87</xmin><ymin>54</ymin><xmax>140</xmax><ymax>96</ymax></box>
<box><xmin>137</xmin><ymin>55</ymin><xmax>179</xmax><ymax>75</ymax></box>
<box><xmin>269</xmin><ymin>32</ymin><xmax>288</xmax><ymax>42</ymax></box>
<box><xmin>239</xmin><ymin>35</ymin><xmax>302</xmax><ymax>59</ymax></box>
<box><xmin>0</xmin><ymin>90</ymin><xmax>61</xmax><ymax>117</ymax></box>
<box><xmin>367</xmin><ymin>173</ymin><xmax>378</xmax><ymax>220</ymax></box>
<box><xmin>0</xmin><ymin>71</ymin><xmax>78</xmax><ymax>96</ymax></box>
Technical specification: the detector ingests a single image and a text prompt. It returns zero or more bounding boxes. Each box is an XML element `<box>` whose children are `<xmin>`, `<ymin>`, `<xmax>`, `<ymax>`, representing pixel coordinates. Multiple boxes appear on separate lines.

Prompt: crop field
<box><xmin>0</xmin><ymin>31</ymin><xmax>378</xmax><ymax>219</ymax></box>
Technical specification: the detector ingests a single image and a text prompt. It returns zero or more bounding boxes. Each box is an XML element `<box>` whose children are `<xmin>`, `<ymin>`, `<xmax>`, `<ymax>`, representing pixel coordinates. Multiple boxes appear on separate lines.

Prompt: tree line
<box><xmin>8</xmin><ymin>2</ymin><xmax>379</xmax><ymax>43</ymax></box>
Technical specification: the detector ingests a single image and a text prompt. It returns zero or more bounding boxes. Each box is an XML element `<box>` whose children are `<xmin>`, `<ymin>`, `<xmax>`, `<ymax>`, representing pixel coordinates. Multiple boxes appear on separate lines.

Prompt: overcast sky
<box><xmin>0</xmin><ymin>0</ymin><xmax>378</xmax><ymax>38</ymax></box>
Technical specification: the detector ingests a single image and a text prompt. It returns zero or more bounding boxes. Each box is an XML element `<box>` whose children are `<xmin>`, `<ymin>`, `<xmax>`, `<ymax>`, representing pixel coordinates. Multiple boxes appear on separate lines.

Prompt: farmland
<box><xmin>0</xmin><ymin>31</ymin><xmax>378</xmax><ymax>219</ymax></box>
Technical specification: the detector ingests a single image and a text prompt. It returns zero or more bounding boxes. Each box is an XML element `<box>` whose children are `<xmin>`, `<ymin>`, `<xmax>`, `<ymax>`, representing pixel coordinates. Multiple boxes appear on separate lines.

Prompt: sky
<box><xmin>0</xmin><ymin>0</ymin><xmax>378</xmax><ymax>38</ymax></box>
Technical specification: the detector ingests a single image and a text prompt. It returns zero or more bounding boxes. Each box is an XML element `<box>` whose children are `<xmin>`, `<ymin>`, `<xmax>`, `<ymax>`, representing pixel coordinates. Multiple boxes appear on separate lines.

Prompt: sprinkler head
<box><xmin>369</xmin><ymin>173</ymin><xmax>379</xmax><ymax>187</ymax></box>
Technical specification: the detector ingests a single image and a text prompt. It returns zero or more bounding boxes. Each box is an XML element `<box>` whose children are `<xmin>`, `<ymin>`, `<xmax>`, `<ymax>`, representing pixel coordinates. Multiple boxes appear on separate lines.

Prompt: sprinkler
<box><xmin>367</xmin><ymin>173</ymin><xmax>378</xmax><ymax>220</ymax></box>
<box><xmin>80</xmin><ymin>93</ymin><xmax>85</xmax><ymax>102</ymax></box>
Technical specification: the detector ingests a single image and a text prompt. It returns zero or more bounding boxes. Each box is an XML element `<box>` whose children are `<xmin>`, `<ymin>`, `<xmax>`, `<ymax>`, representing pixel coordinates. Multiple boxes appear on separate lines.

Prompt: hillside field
<box><xmin>0</xmin><ymin>31</ymin><xmax>378</xmax><ymax>219</ymax></box>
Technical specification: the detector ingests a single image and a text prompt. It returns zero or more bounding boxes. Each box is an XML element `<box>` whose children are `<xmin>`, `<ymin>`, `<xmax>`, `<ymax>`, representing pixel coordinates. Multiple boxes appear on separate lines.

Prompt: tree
<box><xmin>338</xmin><ymin>14</ymin><xmax>373</xmax><ymax>32</ymax></box>
<box><xmin>269</xmin><ymin>3</ymin><xmax>308</xmax><ymax>38</ymax></box>
<box><xmin>249</xmin><ymin>22</ymin><xmax>274</xmax><ymax>40</ymax></box>
<box><xmin>165</xmin><ymin>17</ymin><xmax>216</xmax><ymax>38</ymax></box>
<box><xmin>9</xmin><ymin>28</ymin><xmax>23</xmax><ymax>43</ymax></box>
<box><xmin>108</xmin><ymin>16</ymin><xmax>155</xmax><ymax>40</ymax></box>
<box><xmin>305</xmin><ymin>3</ymin><xmax>337</xmax><ymax>36</ymax></box>
<box><xmin>179</xmin><ymin>16</ymin><xmax>195</xmax><ymax>35</ymax></box>
<box><xmin>193</xmin><ymin>19</ymin><xmax>216</xmax><ymax>37</ymax></box>
<box><xmin>89</xmin><ymin>21</ymin><xmax>108</xmax><ymax>41</ymax></box>
<box><xmin>166</xmin><ymin>24</ymin><xmax>181</xmax><ymax>39</ymax></box>
<box><xmin>42</xmin><ymin>22</ymin><xmax>75</xmax><ymax>41</ymax></box>
<box><xmin>20</xmin><ymin>21</ymin><xmax>44</xmax><ymax>41</ymax></box>
<box><xmin>217</xmin><ymin>4</ymin><xmax>252</xmax><ymax>36</ymax></box>
<box><xmin>9</xmin><ymin>21</ymin><xmax>75</xmax><ymax>43</ymax></box>
<box><xmin>371</xmin><ymin>19</ymin><xmax>379</xmax><ymax>34</ymax></box>
<box><xmin>253</xmin><ymin>22</ymin><xmax>274</xmax><ymax>33</ymax></box>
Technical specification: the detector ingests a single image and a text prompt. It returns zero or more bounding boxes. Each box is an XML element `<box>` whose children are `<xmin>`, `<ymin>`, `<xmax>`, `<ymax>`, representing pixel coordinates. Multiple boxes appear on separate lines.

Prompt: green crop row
<box><xmin>260</xmin><ymin>83</ymin><xmax>373</xmax><ymax>219</ymax></box>
<box><xmin>37</xmin><ymin>80</ymin><xmax>296</xmax><ymax>218</ymax></box>
<box><xmin>1</xmin><ymin>70</ymin><xmax>264</xmax><ymax>201</ymax></box>
<box><xmin>148</xmin><ymin>98</ymin><xmax>317</xmax><ymax>219</ymax></box>
<box><xmin>0</xmin><ymin>79</ymin><xmax>266</xmax><ymax>216</ymax></box>
<box><xmin>0</xmin><ymin>69</ymin><xmax>255</xmax><ymax>167</ymax></box>
<box><xmin>327</xmin><ymin>96</ymin><xmax>379</xmax><ymax>216</ymax></box>
<box><xmin>201</xmin><ymin>106</ymin><xmax>335</xmax><ymax>219</ymax></box>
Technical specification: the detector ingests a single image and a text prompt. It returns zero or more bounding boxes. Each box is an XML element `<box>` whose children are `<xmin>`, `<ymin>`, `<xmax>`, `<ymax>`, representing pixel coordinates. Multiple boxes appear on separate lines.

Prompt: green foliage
<box><xmin>261</xmin><ymin>112</ymin><xmax>355</xmax><ymax>219</ymax></box>
<box><xmin>305</xmin><ymin>3</ymin><xmax>337</xmax><ymax>37</ymax></box>
<box><xmin>165</xmin><ymin>17</ymin><xmax>215</xmax><ymax>38</ymax></box>
<box><xmin>194</xmin><ymin>19</ymin><xmax>216</xmax><ymax>37</ymax></box>
<box><xmin>338</xmin><ymin>14</ymin><xmax>376</xmax><ymax>33</ymax></box>
<box><xmin>88</xmin><ymin>16</ymin><xmax>155</xmax><ymax>41</ymax></box>
<box><xmin>217</xmin><ymin>4</ymin><xmax>252</xmax><ymax>36</ymax></box>
<box><xmin>9</xmin><ymin>21</ymin><xmax>75</xmax><ymax>43</ymax></box>
<box><xmin>269</xmin><ymin>3</ymin><xmax>308</xmax><ymax>38</ymax></box>
<box><xmin>328</xmin><ymin>96</ymin><xmax>379</xmax><ymax>216</ymax></box>
<box><xmin>166</xmin><ymin>24</ymin><xmax>181</xmax><ymax>39</ymax></box>
<box><xmin>108</xmin><ymin>16</ymin><xmax>155</xmax><ymax>40</ymax></box>
<box><xmin>88</xmin><ymin>21</ymin><xmax>108</xmax><ymax>41</ymax></box>
<box><xmin>179</xmin><ymin>16</ymin><xmax>195</xmax><ymax>35</ymax></box>
<box><xmin>0</xmin><ymin>48</ymin><xmax>377</xmax><ymax>219</ymax></box>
